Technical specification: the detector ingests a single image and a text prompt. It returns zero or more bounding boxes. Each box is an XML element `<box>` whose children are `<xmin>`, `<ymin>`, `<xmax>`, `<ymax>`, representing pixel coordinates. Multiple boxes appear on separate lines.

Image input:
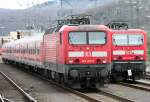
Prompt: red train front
<box><xmin>2</xmin><ymin>16</ymin><xmax>112</xmax><ymax>89</ymax></box>
<box><xmin>111</xmin><ymin>29</ymin><xmax>147</xmax><ymax>81</ymax></box>
<box><xmin>43</xmin><ymin>25</ymin><xmax>111</xmax><ymax>88</ymax></box>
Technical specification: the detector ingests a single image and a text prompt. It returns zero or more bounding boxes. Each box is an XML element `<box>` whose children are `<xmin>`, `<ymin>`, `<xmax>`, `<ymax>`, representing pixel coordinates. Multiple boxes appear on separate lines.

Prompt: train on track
<box><xmin>1</xmin><ymin>15</ymin><xmax>112</xmax><ymax>89</ymax></box>
<box><xmin>1</xmin><ymin>17</ymin><xmax>147</xmax><ymax>88</ymax></box>
<box><xmin>107</xmin><ymin>21</ymin><xmax>147</xmax><ymax>81</ymax></box>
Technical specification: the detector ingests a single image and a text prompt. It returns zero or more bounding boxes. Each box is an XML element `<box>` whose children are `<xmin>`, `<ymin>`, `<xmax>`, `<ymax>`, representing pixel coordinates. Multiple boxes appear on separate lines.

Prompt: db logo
<box><xmin>85</xmin><ymin>52</ymin><xmax>91</xmax><ymax>57</ymax></box>
<box><xmin>125</xmin><ymin>51</ymin><xmax>132</xmax><ymax>54</ymax></box>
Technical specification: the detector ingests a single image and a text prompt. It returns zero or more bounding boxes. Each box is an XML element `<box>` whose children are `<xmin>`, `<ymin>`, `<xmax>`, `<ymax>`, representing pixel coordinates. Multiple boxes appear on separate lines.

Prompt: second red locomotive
<box><xmin>111</xmin><ymin>29</ymin><xmax>147</xmax><ymax>81</ymax></box>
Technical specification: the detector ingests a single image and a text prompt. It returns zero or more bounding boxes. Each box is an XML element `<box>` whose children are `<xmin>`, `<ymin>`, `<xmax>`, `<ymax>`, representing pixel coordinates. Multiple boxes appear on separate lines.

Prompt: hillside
<box><xmin>0</xmin><ymin>0</ymin><xmax>113</xmax><ymax>36</ymax></box>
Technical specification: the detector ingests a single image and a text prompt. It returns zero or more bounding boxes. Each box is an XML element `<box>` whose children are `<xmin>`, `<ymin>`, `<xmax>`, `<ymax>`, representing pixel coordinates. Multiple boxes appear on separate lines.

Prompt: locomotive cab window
<box><xmin>113</xmin><ymin>34</ymin><xmax>127</xmax><ymax>45</ymax></box>
<box><xmin>69</xmin><ymin>32</ymin><xmax>87</xmax><ymax>44</ymax></box>
<box><xmin>129</xmin><ymin>34</ymin><xmax>143</xmax><ymax>45</ymax></box>
<box><xmin>113</xmin><ymin>34</ymin><xmax>144</xmax><ymax>46</ymax></box>
<box><xmin>69</xmin><ymin>31</ymin><xmax>106</xmax><ymax>45</ymax></box>
<box><xmin>89</xmin><ymin>32</ymin><xmax>106</xmax><ymax>44</ymax></box>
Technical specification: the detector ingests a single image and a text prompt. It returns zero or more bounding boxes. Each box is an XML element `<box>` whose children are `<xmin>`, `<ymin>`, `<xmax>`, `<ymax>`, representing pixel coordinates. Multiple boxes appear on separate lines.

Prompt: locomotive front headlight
<box><xmin>139</xmin><ymin>56</ymin><xmax>144</xmax><ymax>60</ymax></box>
<box><xmin>135</xmin><ymin>56</ymin><xmax>143</xmax><ymax>60</ymax></box>
<box><xmin>102</xmin><ymin>59</ymin><xmax>107</xmax><ymax>64</ymax></box>
<box><xmin>68</xmin><ymin>59</ymin><xmax>74</xmax><ymax>64</ymax></box>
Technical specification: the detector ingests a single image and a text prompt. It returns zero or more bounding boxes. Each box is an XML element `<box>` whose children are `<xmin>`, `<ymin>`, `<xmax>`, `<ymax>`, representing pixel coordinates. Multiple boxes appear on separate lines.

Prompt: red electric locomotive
<box><xmin>2</xmin><ymin>16</ymin><xmax>112</xmax><ymax>88</ymax></box>
<box><xmin>108</xmin><ymin>22</ymin><xmax>147</xmax><ymax>81</ymax></box>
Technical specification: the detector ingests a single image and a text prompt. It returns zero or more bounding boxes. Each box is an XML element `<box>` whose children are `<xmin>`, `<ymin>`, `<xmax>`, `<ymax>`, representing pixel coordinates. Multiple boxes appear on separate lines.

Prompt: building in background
<box><xmin>0</xmin><ymin>29</ymin><xmax>44</xmax><ymax>47</ymax></box>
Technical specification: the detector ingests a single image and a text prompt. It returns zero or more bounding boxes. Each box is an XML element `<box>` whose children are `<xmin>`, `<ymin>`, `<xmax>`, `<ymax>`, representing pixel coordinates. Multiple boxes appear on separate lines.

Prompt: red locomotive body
<box><xmin>2</xmin><ymin>24</ymin><xmax>112</xmax><ymax>88</ymax></box>
<box><xmin>43</xmin><ymin>25</ymin><xmax>111</xmax><ymax>88</ymax></box>
<box><xmin>111</xmin><ymin>29</ymin><xmax>147</xmax><ymax>81</ymax></box>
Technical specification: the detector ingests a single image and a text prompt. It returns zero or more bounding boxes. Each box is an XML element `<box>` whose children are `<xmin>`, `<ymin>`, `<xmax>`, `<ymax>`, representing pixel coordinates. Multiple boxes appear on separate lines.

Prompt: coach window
<box><xmin>32</xmin><ymin>49</ymin><xmax>34</xmax><ymax>54</ymax></box>
<box><xmin>32</xmin><ymin>49</ymin><xmax>33</xmax><ymax>55</ymax></box>
<box><xmin>37</xmin><ymin>49</ymin><xmax>39</xmax><ymax>55</ymax></box>
<box><xmin>33</xmin><ymin>49</ymin><xmax>34</xmax><ymax>54</ymax></box>
<box><xmin>32</xmin><ymin>49</ymin><xmax>33</xmax><ymax>54</ymax></box>
<box><xmin>34</xmin><ymin>49</ymin><xmax>35</xmax><ymax>54</ymax></box>
<box><xmin>31</xmin><ymin>49</ymin><xmax>33</xmax><ymax>54</ymax></box>
<box><xmin>33</xmin><ymin>49</ymin><xmax>35</xmax><ymax>55</ymax></box>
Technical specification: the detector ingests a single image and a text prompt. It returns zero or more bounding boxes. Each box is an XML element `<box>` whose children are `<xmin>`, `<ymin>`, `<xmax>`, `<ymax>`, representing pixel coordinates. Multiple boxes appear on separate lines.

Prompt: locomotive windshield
<box><xmin>69</xmin><ymin>32</ymin><xmax>106</xmax><ymax>44</ymax></box>
<box><xmin>89</xmin><ymin>32</ymin><xmax>106</xmax><ymax>44</ymax></box>
<box><xmin>113</xmin><ymin>34</ymin><xmax>143</xmax><ymax>46</ymax></box>
<box><xmin>69</xmin><ymin>32</ymin><xmax>87</xmax><ymax>44</ymax></box>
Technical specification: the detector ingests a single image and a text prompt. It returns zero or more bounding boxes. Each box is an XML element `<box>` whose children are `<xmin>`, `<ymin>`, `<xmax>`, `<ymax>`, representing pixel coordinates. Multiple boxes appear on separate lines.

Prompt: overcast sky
<box><xmin>0</xmin><ymin>0</ymin><xmax>52</xmax><ymax>9</ymax></box>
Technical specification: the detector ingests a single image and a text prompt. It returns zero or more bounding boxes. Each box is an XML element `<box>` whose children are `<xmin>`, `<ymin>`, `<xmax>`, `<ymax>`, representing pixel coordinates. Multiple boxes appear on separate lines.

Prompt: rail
<box><xmin>119</xmin><ymin>82</ymin><xmax>150</xmax><ymax>92</ymax></box>
<box><xmin>28</xmin><ymin>70</ymin><xmax>134</xmax><ymax>102</ymax></box>
<box><xmin>0</xmin><ymin>71</ymin><xmax>37</xmax><ymax>102</ymax></box>
<box><xmin>97</xmin><ymin>89</ymin><xmax>134</xmax><ymax>102</ymax></box>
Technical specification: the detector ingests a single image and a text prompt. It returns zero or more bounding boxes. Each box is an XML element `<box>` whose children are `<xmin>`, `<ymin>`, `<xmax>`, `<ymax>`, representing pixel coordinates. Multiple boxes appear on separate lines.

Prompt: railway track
<box><xmin>0</xmin><ymin>94</ymin><xmax>12</xmax><ymax>102</ymax></box>
<box><xmin>144</xmin><ymin>74</ymin><xmax>150</xmax><ymax>79</ymax></box>
<box><xmin>3</xmin><ymin>64</ymin><xmax>135</xmax><ymax>102</ymax></box>
<box><xmin>119</xmin><ymin>81</ymin><xmax>150</xmax><ymax>92</ymax></box>
<box><xmin>29</xmin><ymin>71</ymin><xmax>134</xmax><ymax>102</ymax></box>
<box><xmin>0</xmin><ymin>71</ymin><xmax>37</xmax><ymax>102</ymax></box>
<box><xmin>0</xmin><ymin>63</ymin><xmax>148</xmax><ymax>102</ymax></box>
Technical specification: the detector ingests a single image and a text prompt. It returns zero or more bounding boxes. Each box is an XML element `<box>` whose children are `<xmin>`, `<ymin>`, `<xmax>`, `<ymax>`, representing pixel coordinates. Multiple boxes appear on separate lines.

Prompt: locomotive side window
<box><xmin>69</xmin><ymin>32</ymin><xmax>87</xmax><ymax>44</ymax></box>
<box><xmin>89</xmin><ymin>32</ymin><xmax>106</xmax><ymax>44</ymax></box>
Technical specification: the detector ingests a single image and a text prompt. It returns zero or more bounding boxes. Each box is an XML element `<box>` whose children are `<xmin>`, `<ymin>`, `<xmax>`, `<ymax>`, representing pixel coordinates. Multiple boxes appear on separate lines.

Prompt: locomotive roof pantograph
<box><xmin>45</xmin><ymin>15</ymin><xmax>91</xmax><ymax>33</ymax></box>
<box><xmin>106</xmin><ymin>20</ymin><xmax>129</xmax><ymax>30</ymax></box>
